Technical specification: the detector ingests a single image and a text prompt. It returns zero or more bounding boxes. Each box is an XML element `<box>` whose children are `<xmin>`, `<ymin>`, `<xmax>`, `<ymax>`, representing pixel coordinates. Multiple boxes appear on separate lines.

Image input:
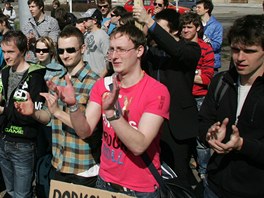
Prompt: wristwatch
<box><xmin>106</xmin><ymin>109</ymin><xmax>120</xmax><ymax>121</ymax></box>
<box><xmin>69</xmin><ymin>103</ymin><xmax>79</xmax><ymax>113</ymax></box>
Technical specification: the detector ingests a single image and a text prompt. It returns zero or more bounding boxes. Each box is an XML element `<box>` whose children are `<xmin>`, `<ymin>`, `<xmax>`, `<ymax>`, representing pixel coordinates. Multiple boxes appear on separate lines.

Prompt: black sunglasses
<box><xmin>98</xmin><ymin>4</ymin><xmax>108</xmax><ymax>9</ymax></box>
<box><xmin>35</xmin><ymin>48</ymin><xmax>49</xmax><ymax>53</ymax></box>
<box><xmin>154</xmin><ymin>2</ymin><xmax>163</xmax><ymax>7</ymax></box>
<box><xmin>57</xmin><ymin>47</ymin><xmax>78</xmax><ymax>55</ymax></box>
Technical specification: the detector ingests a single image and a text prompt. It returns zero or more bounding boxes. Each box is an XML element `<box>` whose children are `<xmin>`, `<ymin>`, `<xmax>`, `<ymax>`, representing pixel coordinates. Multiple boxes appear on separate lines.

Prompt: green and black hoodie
<box><xmin>0</xmin><ymin>64</ymin><xmax>47</xmax><ymax>143</ymax></box>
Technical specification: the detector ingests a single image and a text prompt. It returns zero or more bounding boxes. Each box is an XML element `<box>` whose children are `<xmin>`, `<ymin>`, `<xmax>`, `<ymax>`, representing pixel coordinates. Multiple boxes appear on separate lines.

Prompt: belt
<box><xmin>106</xmin><ymin>182</ymin><xmax>134</xmax><ymax>192</ymax></box>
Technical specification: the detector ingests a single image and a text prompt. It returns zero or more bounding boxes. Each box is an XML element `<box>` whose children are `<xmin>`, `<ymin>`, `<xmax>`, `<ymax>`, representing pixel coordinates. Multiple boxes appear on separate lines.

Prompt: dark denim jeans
<box><xmin>96</xmin><ymin>176</ymin><xmax>160</xmax><ymax>198</ymax></box>
<box><xmin>204</xmin><ymin>182</ymin><xmax>220</xmax><ymax>198</ymax></box>
<box><xmin>0</xmin><ymin>139</ymin><xmax>36</xmax><ymax>198</ymax></box>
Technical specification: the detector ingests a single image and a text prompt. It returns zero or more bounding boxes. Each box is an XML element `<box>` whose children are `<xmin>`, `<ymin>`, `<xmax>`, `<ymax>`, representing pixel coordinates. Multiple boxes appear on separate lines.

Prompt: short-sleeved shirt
<box><xmin>83</xmin><ymin>29</ymin><xmax>109</xmax><ymax>76</ymax></box>
<box><xmin>90</xmin><ymin>73</ymin><xmax>170</xmax><ymax>192</ymax></box>
<box><xmin>50</xmin><ymin>64</ymin><xmax>100</xmax><ymax>174</ymax></box>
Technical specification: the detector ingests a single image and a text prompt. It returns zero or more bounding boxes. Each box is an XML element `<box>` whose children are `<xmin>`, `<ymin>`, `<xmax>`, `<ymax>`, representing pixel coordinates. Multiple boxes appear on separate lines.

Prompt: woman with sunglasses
<box><xmin>34</xmin><ymin>37</ymin><xmax>66</xmax><ymax>189</ymax></box>
<box><xmin>35</xmin><ymin>36</ymin><xmax>66</xmax><ymax>81</ymax></box>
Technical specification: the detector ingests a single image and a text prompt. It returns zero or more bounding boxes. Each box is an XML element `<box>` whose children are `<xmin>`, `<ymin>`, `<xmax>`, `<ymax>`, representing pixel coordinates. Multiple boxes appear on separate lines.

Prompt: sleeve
<box><xmin>149</xmin><ymin>23</ymin><xmax>201</xmax><ymax>70</ymax></box>
<box><xmin>199</xmin><ymin>44</ymin><xmax>215</xmax><ymax>85</ymax></box>
<box><xmin>100</xmin><ymin>33</ymin><xmax>110</xmax><ymax>57</ymax></box>
<box><xmin>206</xmin><ymin>22</ymin><xmax>223</xmax><ymax>53</ymax></box>
<box><xmin>21</xmin><ymin>20</ymin><xmax>32</xmax><ymax>36</ymax></box>
<box><xmin>89</xmin><ymin>78</ymin><xmax>106</xmax><ymax>106</ymax></box>
<box><xmin>144</xmin><ymin>82</ymin><xmax>170</xmax><ymax>120</ymax></box>
<box><xmin>239</xmin><ymin>138</ymin><xmax>264</xmax><ymax>165</ymax></box>
<box><xmin>48</xmin><ymin>18</ymin><xmax>61</xmax><ymax>43</ymax></box>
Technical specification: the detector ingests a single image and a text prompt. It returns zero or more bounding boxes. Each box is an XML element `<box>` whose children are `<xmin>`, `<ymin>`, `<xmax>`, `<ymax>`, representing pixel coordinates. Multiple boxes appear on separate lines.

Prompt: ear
<box><xmin>197</xmin><ymin>26</ymin><xmax>201</xmax><ymax>32</ymax></box>
<box><xmin>136</xmin><ymin>45</ymin><xmax>145</xmax><ymax>58</ymax></box>
<box><xmin>80</xmin><ymin>44</ymin><xmax>86</xmax><ymax>54</ymax></box>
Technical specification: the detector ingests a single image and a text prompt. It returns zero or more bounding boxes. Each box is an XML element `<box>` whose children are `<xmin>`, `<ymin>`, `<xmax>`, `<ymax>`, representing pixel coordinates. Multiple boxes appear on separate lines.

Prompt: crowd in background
<box><xmin>0</xmin><ymin>0</ymin><xmax>263</xmax><ymax>198</ymax></box>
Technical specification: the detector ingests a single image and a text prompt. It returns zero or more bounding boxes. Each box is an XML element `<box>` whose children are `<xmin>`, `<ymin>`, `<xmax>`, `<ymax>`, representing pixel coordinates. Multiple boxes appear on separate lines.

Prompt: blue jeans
<box><xmin>96</xmin><ymin>176</ymin><xmax>160</xmax><ymax>198</ymax></box>
<box><xmin>195</xmin><ymin>96</ymin><xmax>211</xmax><ymax>185</ymax></box>
<box><xmin>196</xmin><ymin>139</ymin><xmax>211</xmax><ymax>175</ymax></box>
<box><xmin>0</xmin><ymin>139</ymin><xmax>36</xmax><ymax>198</ymax></box>
<box><xmin>204</xmin><ymin>182</ymin><xmax>220</xmax><ymax>198</ymax></box>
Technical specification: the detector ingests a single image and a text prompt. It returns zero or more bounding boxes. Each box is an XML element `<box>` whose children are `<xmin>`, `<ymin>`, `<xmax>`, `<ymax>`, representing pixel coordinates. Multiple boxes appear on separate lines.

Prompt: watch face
<box><xmin>115</xmin><ymin>109</ymin><xmax>120</xmax><ymax>117</ymax></box>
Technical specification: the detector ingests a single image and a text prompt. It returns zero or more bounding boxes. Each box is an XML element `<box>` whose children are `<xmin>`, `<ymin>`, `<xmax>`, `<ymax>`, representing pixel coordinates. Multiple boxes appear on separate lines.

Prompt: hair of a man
<box><xmin>180</xmin><ymin>12</ymin><xmax>202</xmax><ymax>29</ymax></box>
<box><xmin>179</xmin><ymin>12</ymin><xmax>204</xmax><ymax>38</ymax></box>
<box><xmin>36</xmin><ymin>36</ymin><xmax>57</xmax><ymax>61</ymax></box>
<box><xmin>119</xmin><ymin>12</ymin><xmax>134</xmax><ymax>26</ymax></box>
<box><xmin>0</xmin><ymin>13</ymin><xmax>12</xmax><ymax>30</ymax></box>
<box><xmin>97</xmin><ymin>0</ymin><xmax>112</xmax><ymax>9</ymax></box>
<box><xmin>163</xmin><ymin>0</ymin><xmax>169</xmax><ymax>7</ymax></box>
<box><xmin>27</xmin><ymin>0</ymin><xmax>45</xmax><ymax>13</ymax></box>
<box><xmin>110</xmin><ymin>24</ymin><xmax>146</xmax><ymax>49</ymax></box>
<box><xmin>155</xmin><ymin>9</ymin><xmax>181</xmax><ymax>34</ymax></box>
<box><xmin>58</xmin><ymin>26</ymin><xmax>84</xmax><ymax>46</ymax></box>
<box><xmin>2</xmin><ymin>30</ymin><xmax>28</xmax><ymax>55</ymax></box>
<box><xmin>227</xmin><ymin>14</ymin><xmax>264</xmax><ymax>49</ymax></box>
<box><xmin>196</xmin><ymin>0</ymin><xmax>214</xmax><ymax>16</ymax></box>
<box><xmin>112</xmin><ymin>6</ymin><xmax>128</xmax><ymax>18</ymax></box>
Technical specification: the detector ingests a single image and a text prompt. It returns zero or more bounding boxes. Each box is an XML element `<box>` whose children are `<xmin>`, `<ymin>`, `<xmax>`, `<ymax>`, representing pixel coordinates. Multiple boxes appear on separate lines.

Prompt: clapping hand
<box><xmin>46</xmin><ymin>75</ymin><xmax>76</xmax><ymax>106</ymax></box>
<box><xmin>14</xmin><ymin>92</ymin><xmax>34</xmax><ymax>116</ymax></box>
<box><xmin>206</xmin><ymin>118</ymin><xmax>243</xmax><ymax>154</ymax></box>
<box><xmin>102</xmin><ymin>73</ymin><xmax>120</xmax><ymax>111</ymax></box>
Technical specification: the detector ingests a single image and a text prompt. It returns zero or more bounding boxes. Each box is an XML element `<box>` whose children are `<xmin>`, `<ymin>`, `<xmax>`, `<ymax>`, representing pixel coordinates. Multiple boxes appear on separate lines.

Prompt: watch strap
<box><xmin>69</xmin><ymin>103</ymin><xmax>79</xmax><ymax>113</ymax></box>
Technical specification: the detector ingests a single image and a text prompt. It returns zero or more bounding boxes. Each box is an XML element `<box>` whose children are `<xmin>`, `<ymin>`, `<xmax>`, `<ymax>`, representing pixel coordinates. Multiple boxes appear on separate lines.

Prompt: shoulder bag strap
<box><xmin>29</xmin><ymin>21</ymin><xmax>41</xmax><ymax>38</ymax></box>
<box><xmin>141</xmin><ymin>152</ymin><xmax>166</xmax><ymax>189</ymax></box>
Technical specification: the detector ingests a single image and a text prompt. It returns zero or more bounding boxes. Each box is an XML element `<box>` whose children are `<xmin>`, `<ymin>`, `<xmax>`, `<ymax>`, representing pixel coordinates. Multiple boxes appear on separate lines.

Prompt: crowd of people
<box><xmin>0</xmin><ymin>0</ymin><xmax>263</xmax><ymax>198</ymax></box>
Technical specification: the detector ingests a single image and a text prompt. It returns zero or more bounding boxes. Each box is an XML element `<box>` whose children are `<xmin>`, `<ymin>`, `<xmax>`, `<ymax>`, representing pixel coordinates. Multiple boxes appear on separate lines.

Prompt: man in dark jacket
<box><xmin>133</xmin><ymin>8</ymin><xmax>201</xmax><ymax>189</ymax></box>
<box><xmin>199</xmin><ymin>14</ymin><xmax>264</xmax><ymax>198</ymax></box>
<box><xmin>0</xmin><ymin>30</ymin><xmax>47</xmax><ymax>198</ymax></box>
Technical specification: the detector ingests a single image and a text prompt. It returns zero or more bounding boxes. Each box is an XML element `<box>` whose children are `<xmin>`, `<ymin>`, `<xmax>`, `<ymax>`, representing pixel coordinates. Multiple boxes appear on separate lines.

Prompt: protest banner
<box><xmin>49</xmin><ymin>180</ymin><xmax>133</xmax><ymax>198</ymax></box>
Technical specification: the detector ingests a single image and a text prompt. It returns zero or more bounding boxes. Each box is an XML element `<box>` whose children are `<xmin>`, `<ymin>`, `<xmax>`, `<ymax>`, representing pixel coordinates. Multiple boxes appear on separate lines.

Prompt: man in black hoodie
<box><xmin>199</xmin><ymin>14</ymin><xmax>264</xmax><ymax>198</ymax></box>
<box><xmin>0</xmin><ymin>30</ymin><xmax>47</xmax><ymax>198</ymax></box>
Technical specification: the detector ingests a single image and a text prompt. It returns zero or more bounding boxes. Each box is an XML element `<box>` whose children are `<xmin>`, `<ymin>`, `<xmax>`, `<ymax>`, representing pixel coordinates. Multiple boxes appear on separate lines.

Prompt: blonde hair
<box><xmin>35</xmin><ymin>36</ymin><xmax>57</xmax><ymax>61</ymax></box>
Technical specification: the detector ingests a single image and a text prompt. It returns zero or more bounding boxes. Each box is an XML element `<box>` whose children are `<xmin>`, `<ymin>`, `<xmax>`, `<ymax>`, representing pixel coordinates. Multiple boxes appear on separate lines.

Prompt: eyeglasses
<box><xmin>108</xmin><ymin>47</ymin><xmax>135</xmax><ymax>56</ymax></box>
<box><xmin>57</xmin><ymin>47</ymin><xmax>79</xmax><ymax>55</ymax></box>
<box><xmin>110</xmin><ymin>13</ymin><xmax>116</xmax><ymax>17</ymax></box>
<box><xmin>98</xmin><ymin>4</ymin><xmax>109</xmax><ymax>9</ymax></box>
<box><xmin>35</xmin><ymin>48</ymin><xmax>49</xmax><ymax>53</ymax></box>
<box><xmin>154</xmin><ymin>2</ymin><xmax>163</xmax><ymax>7</ymax></box>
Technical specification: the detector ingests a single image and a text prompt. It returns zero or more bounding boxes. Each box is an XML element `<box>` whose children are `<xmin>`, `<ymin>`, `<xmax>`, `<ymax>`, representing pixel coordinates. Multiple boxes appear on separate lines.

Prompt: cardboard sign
<box><xmin>49</xmin><ymin>180</ymin><xmax>133</xmax><ymax>198</ymax></box>
<box><xmin>134</xmin><ymin>0</ymin><xmax>144</xmax><ymax>30</ymax></box>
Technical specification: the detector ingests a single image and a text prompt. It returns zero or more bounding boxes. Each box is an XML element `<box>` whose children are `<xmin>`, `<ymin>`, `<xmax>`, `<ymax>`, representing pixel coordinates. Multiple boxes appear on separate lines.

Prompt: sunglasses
<box><xmin>35</xmin><ymin>48</ymin><xmax>49</xmax><ymax>53</ymax></box>
<box><xmin>57</xmin><ymin>47</ymin><xmax>79</xmax><ymax>55</ymax></box>
<box><xmin>111</xmin><ymin>13</ymin><xmax>116</xmax><ymax>17</ymax></box>
<box><xmin>98</xmin><ymin>4</ymin><xmax>109</xmax><ymax>9</ymax></box>
<box><xmin>154</xmin><ymin>2</ymin><xmax>163</xmax><ymax>7</ymax></box>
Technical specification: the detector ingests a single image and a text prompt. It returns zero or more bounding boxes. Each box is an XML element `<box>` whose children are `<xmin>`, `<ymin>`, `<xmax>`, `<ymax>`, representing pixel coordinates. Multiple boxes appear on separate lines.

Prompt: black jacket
<box><xmin>0</xmin><ymin>64</ymin><xmax>47</xmax><ymax>142</ymax></box>
<box><xmin>199</xmin><ymin>67</ymin><xmax>264</xmax><ymax>197</ymax></box>
<box><xmin>144</xmin><ymin>23</ymin><xmax>201</xmax><ymax>140</ymax></box>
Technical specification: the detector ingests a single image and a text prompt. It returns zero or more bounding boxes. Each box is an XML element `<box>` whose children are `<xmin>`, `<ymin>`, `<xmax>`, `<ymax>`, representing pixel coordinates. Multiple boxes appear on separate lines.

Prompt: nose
<box><xmin>237</xmin><ymin>51</ymin><xmax>245</xmax><ymax>61</ymax></box>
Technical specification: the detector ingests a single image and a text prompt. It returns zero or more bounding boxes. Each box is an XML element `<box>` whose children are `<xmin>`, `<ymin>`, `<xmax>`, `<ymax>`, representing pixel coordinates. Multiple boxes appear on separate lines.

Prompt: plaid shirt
<box><xmin>50</xmin><ymin>64</ymin><xmax>100</xmax><ymax>174</ymax></box>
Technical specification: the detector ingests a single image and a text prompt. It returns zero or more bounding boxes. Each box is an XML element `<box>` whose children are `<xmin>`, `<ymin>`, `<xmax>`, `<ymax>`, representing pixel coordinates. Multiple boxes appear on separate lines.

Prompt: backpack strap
<box><xmin>214</xmin><ymin>72</ymin><xmax>229</xmax><ymax>107</ymax></box>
